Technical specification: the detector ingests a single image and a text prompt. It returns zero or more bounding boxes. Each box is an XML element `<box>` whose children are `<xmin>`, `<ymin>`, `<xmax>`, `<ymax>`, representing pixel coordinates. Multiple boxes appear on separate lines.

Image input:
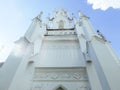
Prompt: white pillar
<box><xmin>75</xmin><ymin>22</ymin><xmax>86</xmax><ymax>53</ymax></box>
<box><xmin>78</xmin><ymin>10</ymin><xmax>96</xmax><ymax>40</ymax></box>
<box><xmin>90</xmin><ymin>37</ymin><xmax>120</xmax><ymax>90</ymax></box>
<box><xmin>0</xmin><ymin>37</ymin><xmax>30</xmax><ymax>90</ymax></box>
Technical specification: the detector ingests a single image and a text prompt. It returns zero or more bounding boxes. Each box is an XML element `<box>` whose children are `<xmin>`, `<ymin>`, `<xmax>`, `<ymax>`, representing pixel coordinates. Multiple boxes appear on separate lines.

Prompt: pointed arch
<box><xmin>53</xmin><ymin>85</ymin><xmax>67</xmax><ymax>90</ymax></box>
<box><xmin>56</xmin><ymin>87</ymin><xmax>64</xmax><ymax>90</ymax></box>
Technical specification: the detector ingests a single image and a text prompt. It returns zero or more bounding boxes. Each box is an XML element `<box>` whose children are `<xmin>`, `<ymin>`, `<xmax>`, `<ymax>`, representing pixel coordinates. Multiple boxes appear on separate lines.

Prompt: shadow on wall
<box><xmin>0</xmin><ymin>62</ymin><xmax>4</xmax><ymax>68</ymax></box>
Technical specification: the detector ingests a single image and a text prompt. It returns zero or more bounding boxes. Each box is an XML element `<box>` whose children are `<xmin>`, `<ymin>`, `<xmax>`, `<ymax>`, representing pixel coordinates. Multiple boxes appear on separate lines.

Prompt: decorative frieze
<box><xmin>47</xmin><ymin>30</ymin><xmax>76</xmax><ymax>36</ymax></box>
<box><xmin>33</xmin><ymin>68</ymin><xmax>88</xmax><ymax>81</ymax></box>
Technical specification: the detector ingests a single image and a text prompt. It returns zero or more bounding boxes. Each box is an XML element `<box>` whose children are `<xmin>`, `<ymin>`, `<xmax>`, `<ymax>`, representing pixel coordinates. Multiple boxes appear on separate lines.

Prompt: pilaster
<box><xmin>0</xmin><ymin>37</ymin><xmax>30</xmax><ymax>90</ymax></box>
<box><xmin>78</xmin><ymin>10</ymin><xmax>96</xmax><ymax>40</ymax></box>
<box><xmin>90</xmin><ymin>36</ymin><xmax>120</xmax><ymax>90</ymax></box>
<box><xmin>75</xmin><ymin>22</ymin><xmax>87</xmax><ymax>53</ymax></box>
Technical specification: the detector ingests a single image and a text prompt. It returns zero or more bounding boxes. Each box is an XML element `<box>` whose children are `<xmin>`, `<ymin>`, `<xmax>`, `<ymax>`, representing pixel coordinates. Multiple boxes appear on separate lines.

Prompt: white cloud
<box><xmin>87</xmin><ymin>0</ymin><xmax>120</xmax><ymax>10</ymax></box>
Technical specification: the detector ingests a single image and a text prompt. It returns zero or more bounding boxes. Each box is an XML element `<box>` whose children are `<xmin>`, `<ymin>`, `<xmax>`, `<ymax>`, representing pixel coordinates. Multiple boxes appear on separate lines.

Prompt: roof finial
<box><xmin>37</xmin><ymin>11</ymin><xmax>43</xmax><ymax>20</ymax></box>
<box><xmin>78</xmin><ymin>10</ymin><xmax>84</xmax><ymax>17</ymax></box>
<box><xmin>78</xmin><ymin>10</ymin><xmax>89</xmax><ymax>19</ymax></box>
<box><xmin>72</xmin><ymin>13</ymin><xmax>77</xmax><ymax>24</ymax></box>
<box><xmin>33</xmin><ymin>11</ymin><xmax>43</xmax><ymax>21</ymax></box>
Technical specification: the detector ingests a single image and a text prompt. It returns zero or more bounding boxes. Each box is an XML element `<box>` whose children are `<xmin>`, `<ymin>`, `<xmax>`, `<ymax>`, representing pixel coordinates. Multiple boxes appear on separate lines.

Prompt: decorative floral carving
<box><xmin>51</xmin><ymin>73</ymin><xmax>59</xmax><ymax>79</ymax></box>
<box><xmin>33</xmin><ymin>70</ymin><xmax>87</xmax><ymax>81</ymax></box>
<box><xmin>73</xmin><ymin>73</ymin><xmax>81</xmax><ymax>79</ymax></box>
<box><xmin>76</xmin><ymin>85</ymin><xmax>89</xmax><ymax>90</ymax></box>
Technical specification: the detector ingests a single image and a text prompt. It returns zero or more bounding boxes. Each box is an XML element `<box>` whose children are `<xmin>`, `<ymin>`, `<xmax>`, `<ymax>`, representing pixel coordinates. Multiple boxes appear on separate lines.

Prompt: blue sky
<box><xmin>0</xmin><ymin>0</ymin><xmax>120</xmax><ymax>62</ymax></box>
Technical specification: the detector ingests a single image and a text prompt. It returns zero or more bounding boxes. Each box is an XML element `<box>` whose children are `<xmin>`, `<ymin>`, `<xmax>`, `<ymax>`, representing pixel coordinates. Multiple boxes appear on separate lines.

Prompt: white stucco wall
<box><xmin>35</xmin><ymin>35</ymin><xmax>85</xmax><ymax>67</ymax></box>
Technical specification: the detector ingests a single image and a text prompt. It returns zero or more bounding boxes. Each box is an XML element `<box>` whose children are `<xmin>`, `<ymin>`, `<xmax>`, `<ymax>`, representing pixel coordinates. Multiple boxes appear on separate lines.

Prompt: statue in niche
<box><xmin>59</xmin><ymin>20</ymin><xmax>64</xmax><ymax>29</ymax></box>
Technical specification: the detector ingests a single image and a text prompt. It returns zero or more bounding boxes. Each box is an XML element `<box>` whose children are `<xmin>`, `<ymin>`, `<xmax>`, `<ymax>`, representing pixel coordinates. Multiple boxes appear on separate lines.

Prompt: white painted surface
<box><xmin>36</xmin><ymin>38</ymin><xmax>85</xmax><ymax>67</ymax></box>
<box><xmin>91</xmin><ymin>37</ymin><xmax>120</xmax><ymax>90</ymax></box>
<box><xmin>0</xmin><ymin>9</ymin><xmax>120</xmax><ymax>90</ymax></box>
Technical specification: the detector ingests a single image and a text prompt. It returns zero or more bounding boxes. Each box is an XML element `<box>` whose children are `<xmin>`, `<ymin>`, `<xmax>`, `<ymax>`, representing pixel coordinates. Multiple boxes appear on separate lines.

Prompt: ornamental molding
<box><xmin>41</xmin><ymin>45</ymin><xmax>80</xmax><ymax>49</ymax></box>
<box><xmin>91</xmin><ymin>35</ymin><xmax>106</xmax><ymax>44</ymax></box>
<box><xmin>33</xmin><ymin>68</ymin><xmax>88</xmax><ymax>81</ymax></box>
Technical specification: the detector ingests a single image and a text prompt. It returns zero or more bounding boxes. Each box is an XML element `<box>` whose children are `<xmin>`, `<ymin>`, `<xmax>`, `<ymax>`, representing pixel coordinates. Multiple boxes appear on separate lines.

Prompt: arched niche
<box><xmin>59</xmin><ymin>20</ymin><xmax>64</xmax><ymax>29</ymax></box>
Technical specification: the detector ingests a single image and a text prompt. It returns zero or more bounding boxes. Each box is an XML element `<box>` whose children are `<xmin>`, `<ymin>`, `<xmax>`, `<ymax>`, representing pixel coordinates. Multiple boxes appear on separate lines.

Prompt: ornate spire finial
<box><xmin>78</xmin><ymin>10</ymin><xmax>84</xmax><ymax>17</ymax></box>
<box><xmin>37</xmin><ymin>11</ymin><xmax>43</xmax><ymax>20</ymax></box>
<box><xmin>78</xmin><ymin>10</ymin><xmax>89</xmax><ymax>19</ymax></box>
<box><xmin>72</xmin><ymin>13</ymin><xmax>77</xmax><ymax>24</ymax></box>
<box><xmin>33</xmin><ymin>11</ymin><xmax>43</xmax><ymax>21</ymax></box>
<box><xmin>38</xmin><ymin>11</ymin><xmax>43</xmax><ymax>18</ymax></box>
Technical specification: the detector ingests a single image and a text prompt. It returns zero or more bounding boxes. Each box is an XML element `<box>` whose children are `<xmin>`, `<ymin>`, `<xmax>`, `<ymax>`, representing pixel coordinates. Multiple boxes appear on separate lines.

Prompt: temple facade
<box><xmin>0</xmin><ymin>9</ymin><xmax>120</xmax><ymax>90</ymax></box>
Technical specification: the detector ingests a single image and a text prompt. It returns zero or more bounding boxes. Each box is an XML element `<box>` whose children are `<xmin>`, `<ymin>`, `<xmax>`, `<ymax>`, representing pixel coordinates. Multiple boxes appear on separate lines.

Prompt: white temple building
<box><xmin>0</xmin><ymin>9</ymin><xmax>120</xmax><ymax>90</ymax></box>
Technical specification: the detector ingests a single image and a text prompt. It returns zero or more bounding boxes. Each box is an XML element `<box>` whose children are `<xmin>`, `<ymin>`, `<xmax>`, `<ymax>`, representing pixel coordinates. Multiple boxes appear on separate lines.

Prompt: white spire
<box><xmin>78</xmin><ymin>10</ymin><xmax>89</xmax><ymax>19</ymax></box>
<box><xmin>33</xmin><ymin>11</ymin><xmax>43</xmax><ymax>22</ymax></box>
<box><xmin>72</xmin><ymin>13</ymin><xmax>77</xmax><ymax>24</ymax></box>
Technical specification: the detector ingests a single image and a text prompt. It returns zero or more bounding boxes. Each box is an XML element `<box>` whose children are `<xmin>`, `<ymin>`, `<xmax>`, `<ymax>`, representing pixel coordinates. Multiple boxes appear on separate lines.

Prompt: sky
<box><xmin>0</xmin><ymin>0</ymin><xmax>120</xmax><ymax>62</ymax></box>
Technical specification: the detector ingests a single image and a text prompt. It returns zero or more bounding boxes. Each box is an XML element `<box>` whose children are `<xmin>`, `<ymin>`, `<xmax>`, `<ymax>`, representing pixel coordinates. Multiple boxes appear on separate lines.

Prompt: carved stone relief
<box><xmin>47</xmin><ymin>31</ymin><xmax>76</xmax><ymax>36</ymax></box>
<box><xmin>30</xmin><ymin>68</ymin><xmax>90</xmax><ymax>90</ymax></box>
<box><xmin>76</xmin><ymin>85</ymin><xmax>89</xmax><ymax>90</ymax></box>
<box><xmin>33</xmin><ymin>69</ymin><xmax>88</xmax><ymax>81</ymax></box>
